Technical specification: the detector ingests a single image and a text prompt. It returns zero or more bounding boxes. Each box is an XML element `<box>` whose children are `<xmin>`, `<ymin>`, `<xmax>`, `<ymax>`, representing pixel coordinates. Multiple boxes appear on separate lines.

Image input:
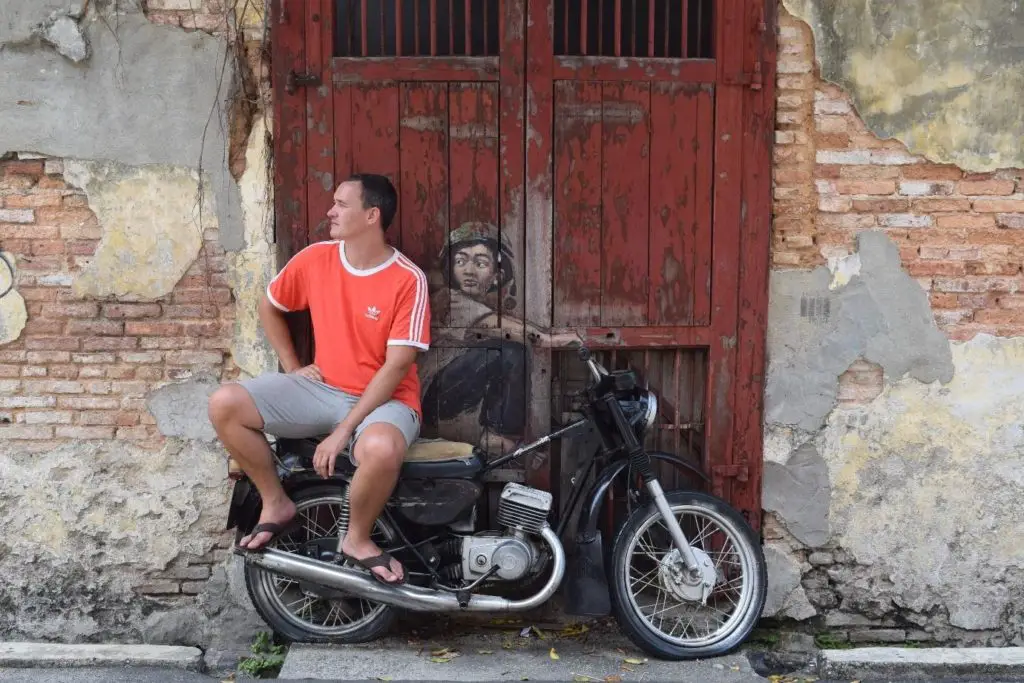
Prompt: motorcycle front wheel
<box><xmin>243</xmin><ymin>484</ymin><xmax>396</xmax><ymax>644</ymax></box>
<box><xmin>609</xmin><ymin>490</ymin><xmax>767</xmax><ymax>660</ymax></box>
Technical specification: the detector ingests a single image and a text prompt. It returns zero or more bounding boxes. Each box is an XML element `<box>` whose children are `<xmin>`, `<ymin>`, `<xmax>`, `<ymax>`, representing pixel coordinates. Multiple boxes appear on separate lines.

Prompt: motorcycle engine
<box><xmin>461</xmin><ymin>483</ymin><xmax>552</xmax><ymax>582</ymax></box>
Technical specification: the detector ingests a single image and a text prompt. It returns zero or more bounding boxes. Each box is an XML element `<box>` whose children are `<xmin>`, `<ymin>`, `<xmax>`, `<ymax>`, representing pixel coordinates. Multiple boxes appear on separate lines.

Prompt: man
<box><xmin>208</xmin><ymin>173</ymin><xmax>429</xmax><ymax>585</ymax></box>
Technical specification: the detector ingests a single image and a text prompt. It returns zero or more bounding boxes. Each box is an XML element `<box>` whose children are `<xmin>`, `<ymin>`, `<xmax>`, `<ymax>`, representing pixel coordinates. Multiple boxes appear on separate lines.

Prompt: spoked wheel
<box><xmin>243</xmin><ymin>485</ymin><xmax>397</xmax><ymax>643</ymax></box>
<box><xmin>609</xmin><ymin>490</ymin><xmax>767</xmax><ymax>660</ymax></box>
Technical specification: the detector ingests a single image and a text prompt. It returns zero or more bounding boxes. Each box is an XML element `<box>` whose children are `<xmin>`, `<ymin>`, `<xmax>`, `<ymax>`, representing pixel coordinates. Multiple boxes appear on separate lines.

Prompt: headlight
<box><xmin>643</xmin><ymin>390</ymin><xmax>658</xmax><ymax>431</ymax></box>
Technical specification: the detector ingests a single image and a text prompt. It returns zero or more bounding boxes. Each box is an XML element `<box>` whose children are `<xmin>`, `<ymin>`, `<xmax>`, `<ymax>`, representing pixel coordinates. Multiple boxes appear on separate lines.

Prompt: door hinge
<box><xmin>712</xmin><ymin>464</ymin><xmax>749</xmax><ymax>482</ymax></box>
<box><xmin>286</xmin><ymin>70</ymin><xmax>322</xmax><ymax>94</ymax></box>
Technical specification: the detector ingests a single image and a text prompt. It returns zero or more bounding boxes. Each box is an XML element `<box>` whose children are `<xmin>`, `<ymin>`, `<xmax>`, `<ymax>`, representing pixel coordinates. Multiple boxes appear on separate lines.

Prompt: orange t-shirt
<box><xmin>266</xmin><ymin>240</ymin><xmax>431</xmax><ymax>416</ymax></box>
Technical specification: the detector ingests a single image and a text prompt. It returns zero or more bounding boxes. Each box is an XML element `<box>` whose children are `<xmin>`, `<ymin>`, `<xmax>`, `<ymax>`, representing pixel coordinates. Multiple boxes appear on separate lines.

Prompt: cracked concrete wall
<box><xmin>782</xmin><ymin>0</ymin><xmax>1024</xmax><ymax>172</ymax></box>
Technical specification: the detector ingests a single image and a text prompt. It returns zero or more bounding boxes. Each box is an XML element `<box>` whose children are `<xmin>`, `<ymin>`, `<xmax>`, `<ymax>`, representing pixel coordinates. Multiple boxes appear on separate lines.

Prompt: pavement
<box><xmin>2</xmin><ymin>632</ymin><xmax>1024</xmax><ymax>682</ymax></box>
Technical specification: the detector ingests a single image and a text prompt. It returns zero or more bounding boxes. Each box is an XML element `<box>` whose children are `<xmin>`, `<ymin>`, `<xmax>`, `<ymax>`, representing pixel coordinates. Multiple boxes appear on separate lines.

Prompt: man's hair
<box><xmin>347</xmin><ymin>173</ymin><xmax>398</xmax><ymax>230</ymax></box>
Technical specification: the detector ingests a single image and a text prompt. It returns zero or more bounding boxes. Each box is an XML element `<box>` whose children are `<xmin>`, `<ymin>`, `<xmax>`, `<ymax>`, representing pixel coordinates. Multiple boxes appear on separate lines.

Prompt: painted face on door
<box><xmin>452</xmin><ymin>243</ymin><xmax>497</xmax><ymax>299</ymax></box>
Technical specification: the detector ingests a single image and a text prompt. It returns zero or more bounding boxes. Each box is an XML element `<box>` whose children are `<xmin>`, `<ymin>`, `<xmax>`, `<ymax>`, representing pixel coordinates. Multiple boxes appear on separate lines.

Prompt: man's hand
<box><xmin>290</xmin><ymin>364</ymin><xmax>323</xmax><ymax>382</ymax></box>
<box><xmin>313</xmin><ymin>422</ymin><xmax>352</xmax><ymax>478</ymax></box>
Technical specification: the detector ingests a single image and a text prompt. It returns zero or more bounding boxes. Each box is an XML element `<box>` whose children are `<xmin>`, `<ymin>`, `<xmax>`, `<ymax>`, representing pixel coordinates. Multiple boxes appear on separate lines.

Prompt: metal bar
<box><xmin>396</xmin><ymin>0</ymin><xmax>402</xmax><ymax>55</ymax></box>
<box><xmin>664</xmin><ymin>0</ymin><xmax>670</xmax><ymax>56</ymax></box>
<box><xmin>449</xmin><ymin>0</ymin><xmax>455</xmax><ymax>54</ymax></box>
<box><xmin>414</xmin><ymin>0</ymin><xmax>420</xmax><ymax>54</ymax></box>
<box><xmin>598</xmin><ymin>0</ymin><xmax>603</xmax><ymax>54</ymax></box>
<box><xmin>681</xmin><ymin>0</ymin><xmax>688</xmax><ymax>58</ymax></box>
<box><xmin>673</xmin><ymin>348</ymin><xmax>681</xmax><ymax>456</ymax></box>
<box><xmin>482</xmin><ymin>0</ymin><xmax>488</xmax><ymax>56</ymax></box>
<box><xmin>614</xmin><ymin>0</ymin><xmax>621</xmax><ymax>56</ymax></box>
<box><xmin>430</xmin><ymin>0</ymin><xmax>437</xmax><ymax>55</ymax></box>
<box><xmin>632</xmin><ymin>0</ymin><xmax>637</xmax><ymax>56</ymax></box>
<box><xmin>581</xmin><ymin>0</ymin><xmax>588</xmax><ymax>54</ymax></box>
<box><xmin>381</xmin><ymin>0</ymin><xmax>387</xmax><ymax>55</ymax></box>
<box><xmin>648</xmin><ymin>0</ymin><xmax>655</xmax><ymax>56</ymax></box>
<box><xmin>564</xmin><ymin>0</ymin><xmax>569</xmax><ymax>55</ymax></box>
<box><xmin>361</xmin><ymin>0</ymin><xmax>368</xmax><ymax>55</ymax></box>
<box><xmin>465</xmin><ymin>0</ymin><xmax>471</xmax><ymax>55</ymax></box>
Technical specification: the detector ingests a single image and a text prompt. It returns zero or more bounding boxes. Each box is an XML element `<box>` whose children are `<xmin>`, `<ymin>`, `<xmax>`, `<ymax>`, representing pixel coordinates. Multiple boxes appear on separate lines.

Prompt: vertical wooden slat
<box><xmin>483</xmin><ymin>0</ymin><xmax>490</xmax><ymax>57</ymax></box>
<box><xmin>524</xmin><ymin>0</ymin><xmax>552</xmax><ymax>491</ymax></box>
<box><xmin>333</xmin><ymin>84</ymin><xmax>353</xmax><ymax>186</ymax></box>
<box><xmin>395</xmin><ymin>0</ymin><xmax>402</xmax><ymax>56</ymax></box>
<box><xmin>306</xmin><ymin>0</ymin><xmax>335</xmax><ymax>244</ymax></box>
<box><xmin>399</xmin><ymin>82</ymin><xmax>448</xmax><ymax>265</ymax></box>
<box><xmin>581</xmin><ymin>0</ymin><xmax>588</xmax><ymax>54</ymax></box>
<box><xmin>693</xmin><ymin>85</ymin><xmax>714</xmax><ymax>325</ymax></box>
<box><xmin>360</xmin><ymin>0</ymin><xmax>368</xmax><ymax>55</ymax></box>
<box><xmin>448</xmin><ymin>83</ymin><xmax>500</xmax><ymax>328</ymax></box>
<box><xmin>614</xmin><ymin>0</ymin><xmax>621</xmax><ymax>56</ymax></box>
<box><xmin>414</xmin><ymin>0</ymin><xmax>421</xmax><ymax>54</ymax></box>
<box><xmin>465</xmin><ymin>0</ymin><xmax>472</xmax><ymax>55</ymax></box>
<box><xmin>648</xmin><ymin>0</ymin><xmax>655</xmax><ymax>56</ymax></box>
<box><xmin>705</xmin><ymin>0</ymin><xmax>743</xmax><ymax>502</ymax></box>
<box><xmin>351</xmin><ymin>85</ymin><xmax>402</xmax><ymax>248</ymax></box>
<box><xmin>681</xmin><ymin>0</ymin><xmax>689</xmax><ymax>58</ymax></box>
<box><xmin>648</xmin><ymin>82</ymin><xmax>695</xmax><ymax>326</ymax></box>
<box><xmin>600</xmin><ymin>81</ymin><xmax>650</xmax><ymax>326</ymax></box>
<box><xmin>430</xmin><ymin>0</ymin><xmax>438</xmax><ymax>55</ymax></box>
<box><xmin>731</xmin><ymin>0</ymin><xmax>774</xmax><ymax>530</ymax></box>
<box><xmin>553</xmin><ymin>81</ymin><xmax>602</xmax><ymax>326</ymax></box>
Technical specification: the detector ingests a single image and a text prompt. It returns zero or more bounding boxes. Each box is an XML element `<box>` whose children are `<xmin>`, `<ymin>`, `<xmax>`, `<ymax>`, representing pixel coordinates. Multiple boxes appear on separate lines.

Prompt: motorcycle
<box><xmin>227</xmin><ymin>344</ymin><xmax>767</xmax><ymax>660</ymax></box>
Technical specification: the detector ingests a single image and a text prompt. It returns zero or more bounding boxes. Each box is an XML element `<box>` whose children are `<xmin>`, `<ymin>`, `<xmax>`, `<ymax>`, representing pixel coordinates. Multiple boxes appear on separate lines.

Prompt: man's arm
<box><xmin>258</xmin><ymin>294</ymin><xmax>303</xmax><ymax>373</ymax></box>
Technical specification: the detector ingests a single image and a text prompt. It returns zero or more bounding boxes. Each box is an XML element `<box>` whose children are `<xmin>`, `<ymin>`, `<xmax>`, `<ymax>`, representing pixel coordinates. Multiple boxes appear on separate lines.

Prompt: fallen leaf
<box><xmin>532</xmin><ymin>625</ymin><xmax>547</xmax><ymax>639</ymax></box>
<box><xmin>731</xmin><ymin>665</ymin><xmax>740</xmax><ymax>671</ymax></box>
<box><xmin>605</xmin><ymin>676</ymin><xmax>623</xmax><ymax>682</ymax></box>
<box><xmin>478</xmin><ymin>649</ymin><xmax>494</xmax><ymax>655</ymax></box>
<box><xmin>560</xmin><ymin>623</ymin><xmax>591</xmax><ymax>637</ymax></box>
<box><xmin>519</xmin><ymin>626</ymin><xmax>532</xmax><ymax>637</ymax></box>
<box><xmin>623</xmin><ymin>657</ymin><xmax>647</xmax><ymax>665</ymax></box>
<box><xmin>549</xmin><ymin>647</ymin><xmax>560</xmax><ymax>660</ymax></box>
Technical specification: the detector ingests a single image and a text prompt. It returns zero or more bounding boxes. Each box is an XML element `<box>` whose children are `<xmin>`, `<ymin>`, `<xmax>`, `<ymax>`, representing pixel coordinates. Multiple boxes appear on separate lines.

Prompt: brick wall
<box><xmin>0</xmin><ymin>157</ymin><xmax>238</xmax><ymax>450</ymax></box>
<box><xmin>774</xmin><ymin>12</ymin><xmax>1024</xmax><ymax>341</ymax></box>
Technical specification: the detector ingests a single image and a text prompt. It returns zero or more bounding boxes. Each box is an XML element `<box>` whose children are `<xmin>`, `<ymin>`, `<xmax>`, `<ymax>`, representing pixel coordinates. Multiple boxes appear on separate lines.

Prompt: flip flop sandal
<box><xmin>237</xmin><ymin>520</ymin><xmax>297</xmax><ymax>552</ymax></box>
<box><xmin>341</xmin><ymin>550</ymin><xmax>407</xmax><ymax>585</ymax></box>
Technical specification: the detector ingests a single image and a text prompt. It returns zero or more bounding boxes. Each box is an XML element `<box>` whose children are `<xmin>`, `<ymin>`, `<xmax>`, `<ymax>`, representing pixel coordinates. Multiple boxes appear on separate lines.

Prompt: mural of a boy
<box><xmin>420</xmin><ymin>222</ymin><xmax>530</xmax><ymax>454</ymax></box>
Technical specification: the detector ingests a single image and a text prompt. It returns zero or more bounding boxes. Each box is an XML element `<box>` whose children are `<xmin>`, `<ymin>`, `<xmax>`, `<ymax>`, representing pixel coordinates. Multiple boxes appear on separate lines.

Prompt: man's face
<box><xmin>452</xmin><ymin>243</ymin><xmax>497</xmax><ymax>298</ymax></box>
<box><xmin>326</xmin><ymin>180</ymin><xmax>375</xmax><ymax>240</ymax></box>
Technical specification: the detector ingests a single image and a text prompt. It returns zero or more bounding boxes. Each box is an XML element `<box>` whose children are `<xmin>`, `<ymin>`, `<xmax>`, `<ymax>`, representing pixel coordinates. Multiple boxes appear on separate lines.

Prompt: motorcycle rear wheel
<box><xmin>243</xmin><ymin>484</ymin><xmax>396</xmax><ymax>644</ymax></box>
<box><xmin>609</xmin><ymin>490</ymin><xmax>767</xmax><ymax>660</ymax></box>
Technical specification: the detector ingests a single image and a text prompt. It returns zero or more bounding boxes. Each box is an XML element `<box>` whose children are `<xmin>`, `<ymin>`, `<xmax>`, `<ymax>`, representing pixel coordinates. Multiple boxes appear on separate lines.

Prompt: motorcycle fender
<box><xmin>226</xmin><ymin>478</ymin><xmax>261</xmax><ymax>534</ymax></box>
<box><xmin>563</xmin><ymin>451</ymin><xmax>709</xmax><ymax>615</ymax></box>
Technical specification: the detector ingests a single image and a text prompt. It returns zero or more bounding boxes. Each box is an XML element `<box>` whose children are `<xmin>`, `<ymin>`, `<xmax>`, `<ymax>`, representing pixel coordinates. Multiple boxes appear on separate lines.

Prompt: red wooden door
<box><xmin>270</xmin><ymin>0</ymin><xmax>774</xmax><ymax>528</ymax></box>
<box><xmin>524</xmin><ymin>0</ymin><xmax>775</xmax><ymax>528</ymax></box>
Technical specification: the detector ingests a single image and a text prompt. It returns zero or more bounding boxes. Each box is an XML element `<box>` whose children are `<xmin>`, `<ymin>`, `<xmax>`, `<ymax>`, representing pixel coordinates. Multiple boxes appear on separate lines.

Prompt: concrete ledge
<box><xmin>0</xmin><ymin>643</ymin><xmax>203</xmax><ymax>671</ymax></box>
<box><xmin>819</xmin><ymin>647</ymin><xmax>1024</xmax><ymax>679</ymax></box>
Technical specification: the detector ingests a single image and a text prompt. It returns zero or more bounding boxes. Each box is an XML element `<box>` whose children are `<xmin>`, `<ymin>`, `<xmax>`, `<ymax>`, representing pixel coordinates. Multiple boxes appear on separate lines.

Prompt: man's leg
<box><xmin>339</xmin><ymin>402</ymin><xmax>418</xmax><ymax>583</ymax></box>
<box><xmin>208</xmin><ymin>383</ymin><xmax>296</xmax><ymax>550</ymax></box>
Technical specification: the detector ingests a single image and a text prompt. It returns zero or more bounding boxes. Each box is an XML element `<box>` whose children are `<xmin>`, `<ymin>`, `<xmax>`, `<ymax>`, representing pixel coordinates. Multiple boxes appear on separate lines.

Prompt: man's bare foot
<box><xmin>341</xmin><ymin>536</ymin><xmax>404</xmax><ymax>583</ymax></box>
<box><xmin>239</xmin><ymin>497</ymin><xmax>297</xmax><ymax>550</ymax></box>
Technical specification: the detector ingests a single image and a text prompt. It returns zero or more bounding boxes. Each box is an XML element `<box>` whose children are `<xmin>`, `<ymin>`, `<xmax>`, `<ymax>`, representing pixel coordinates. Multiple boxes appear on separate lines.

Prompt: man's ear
<box><xmin>367</xmin><ymin>206</ymin><xmax>380</xmax><ymax>225</ymax></box>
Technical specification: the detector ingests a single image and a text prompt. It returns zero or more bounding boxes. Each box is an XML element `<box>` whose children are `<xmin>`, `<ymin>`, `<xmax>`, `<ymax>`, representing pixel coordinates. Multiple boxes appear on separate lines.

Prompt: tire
<box><xmin>243</xmin><ymin>484</ymin><xmax>397</xmax><ymax>644</ymax></box>
<box><xmin>609</xmin><ymin>490</ymin><xmax>767</xmax><ymax>660</ymax></box>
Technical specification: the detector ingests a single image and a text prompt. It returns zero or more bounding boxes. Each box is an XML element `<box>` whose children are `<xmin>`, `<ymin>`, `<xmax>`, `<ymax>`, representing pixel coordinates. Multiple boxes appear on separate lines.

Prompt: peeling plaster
<box><xmin>817</xmin><ymin>334</ymin><xmax>1024</xmax><ymax>631</ymax></box>
<box><xmin>765</xmin><ymin>230</ymin><xmax>953</xmax><ymax>433</ymax></box>
<box><xmin>783</xmin><ymin>0</ymin><xmax>1024</xmax><ymax>171</ymax></box>
<box><xmin>146</xmin><ymin>373</ymin><xmax>219</xmax><ymax>442</ymax></box>
<box><xmin>0</xmin><ymin>1</ymin><xmax>243</xmax><ymax>250</ymax></box>
<box><xmin>763</xmin><ymin>543</ymin><xmax>816</xmax><ymax>620</ymax></box>
<box><xmin>64</xmin><ymin>160</ymin><xmax>207</xmax><ymax>300</ymax></box>
<box><xmin>0</xmin><ymin>252</ymin><xmax>27</xmax><ymax>345</ymax></box>
<box><xmin>227</xmin><ymin>115</ymin><xmax>278</xmax><ymax>378</ymax></box>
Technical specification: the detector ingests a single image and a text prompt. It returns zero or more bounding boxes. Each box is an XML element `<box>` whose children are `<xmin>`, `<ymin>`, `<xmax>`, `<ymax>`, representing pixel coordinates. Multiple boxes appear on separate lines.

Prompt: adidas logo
<box><xmin>365</xmin><ymin>305</ymin><xmax>381</xmax><ymax>321</ymax></box>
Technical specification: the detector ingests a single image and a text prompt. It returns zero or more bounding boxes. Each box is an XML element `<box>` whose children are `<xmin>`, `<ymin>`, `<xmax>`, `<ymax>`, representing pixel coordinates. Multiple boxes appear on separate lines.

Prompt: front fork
<box><xmin>591</xmin><ymin>372</ymin><xmax>703</xmax><ymax>573</ymax></box>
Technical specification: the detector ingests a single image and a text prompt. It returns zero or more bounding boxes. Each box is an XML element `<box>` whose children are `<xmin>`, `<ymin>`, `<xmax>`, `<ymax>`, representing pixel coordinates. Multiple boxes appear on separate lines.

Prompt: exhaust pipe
<box><xmin>234</xmin><ymin>526</ymin><xmax>566</xmax><ymax>612</ymax></box>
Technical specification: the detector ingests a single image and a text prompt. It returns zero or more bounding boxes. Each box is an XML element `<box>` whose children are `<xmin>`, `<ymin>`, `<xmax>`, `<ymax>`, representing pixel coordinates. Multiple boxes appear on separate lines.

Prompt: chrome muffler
<box><xmin>233</xmin><ymin>526</ymin><xmax>566</xmax><ymax>612</ymax></box>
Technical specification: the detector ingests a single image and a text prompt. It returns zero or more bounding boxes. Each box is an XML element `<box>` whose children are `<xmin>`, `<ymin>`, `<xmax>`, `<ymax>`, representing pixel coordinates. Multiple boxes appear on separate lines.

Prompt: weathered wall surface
<box><xmin>764</xmin><ymin>4</ymin><xmax>1024</xmax><ymax>646</ymax></box>
<box><xmin>782</xmin><ymin>0</ymin><xmax>1024</xmax><ymax>172</ymax></box>
<box><xmin>0</xmin><ymin>0</ymin><xmax>275</xmax><ymax>661</ymax></box>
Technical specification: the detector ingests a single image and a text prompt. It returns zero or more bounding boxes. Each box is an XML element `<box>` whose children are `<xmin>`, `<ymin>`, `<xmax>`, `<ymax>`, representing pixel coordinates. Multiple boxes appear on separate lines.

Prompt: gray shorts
<box><xmin>237</xmin><ymin>373</ymin><xmax>420</xmax><ymax>462</ymax></box>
